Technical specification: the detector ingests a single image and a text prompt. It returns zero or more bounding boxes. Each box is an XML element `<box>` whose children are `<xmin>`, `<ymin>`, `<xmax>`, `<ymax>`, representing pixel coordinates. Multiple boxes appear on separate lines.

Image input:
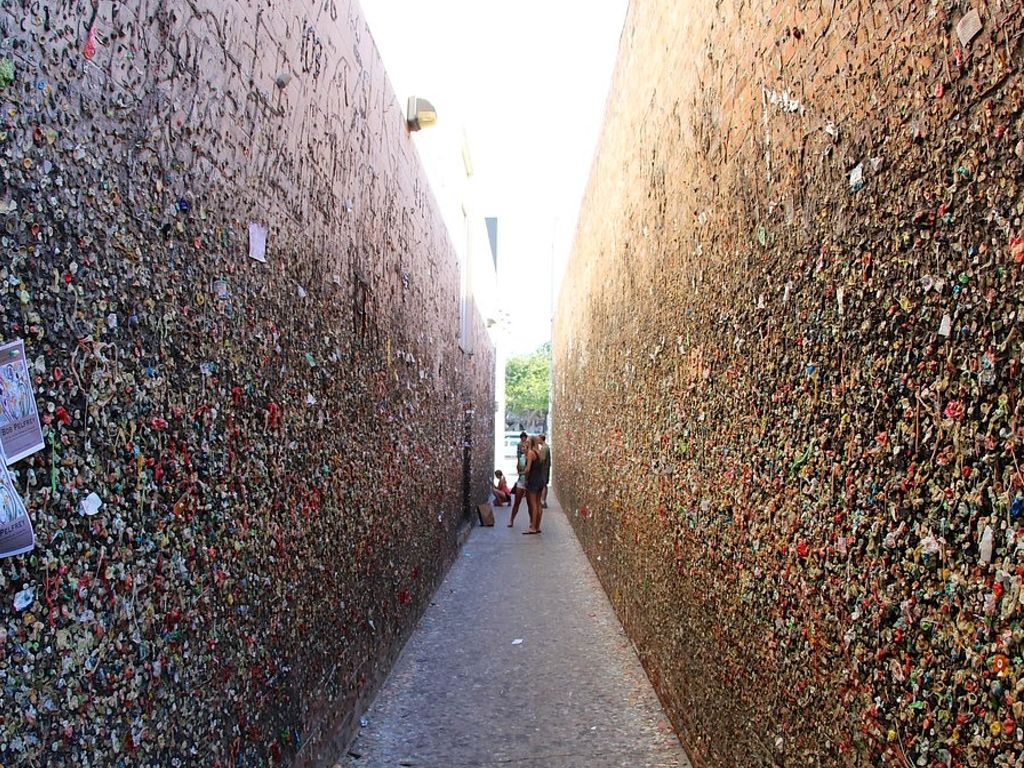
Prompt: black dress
<box><xmin>526</xmin><ymin>452</ymin><xmax>545</xmax><ymax>492</ymax></box>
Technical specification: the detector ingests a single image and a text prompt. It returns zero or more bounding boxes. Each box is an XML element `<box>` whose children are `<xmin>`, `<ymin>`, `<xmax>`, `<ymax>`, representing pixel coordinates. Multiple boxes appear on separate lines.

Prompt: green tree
<box><xmin>505</xmin><ymin>342</ymin><xmax>550</xmax><ymax>423</ymax></box>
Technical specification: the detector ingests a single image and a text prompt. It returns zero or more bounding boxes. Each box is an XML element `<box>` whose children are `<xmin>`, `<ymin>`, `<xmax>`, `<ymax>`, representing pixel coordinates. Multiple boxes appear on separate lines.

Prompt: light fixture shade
<box><xmin>406</xmin><ymin>96</ymin><xmax>437</xmax><ymax>131</ymax></box>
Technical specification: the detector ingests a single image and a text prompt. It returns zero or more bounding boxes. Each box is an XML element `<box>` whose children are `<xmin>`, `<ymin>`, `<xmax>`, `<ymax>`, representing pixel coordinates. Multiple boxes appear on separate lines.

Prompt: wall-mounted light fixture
<box><xmin>406</xmin><ymin>96</ymin><xmax>437</xmax><ymax>131</ymax></box>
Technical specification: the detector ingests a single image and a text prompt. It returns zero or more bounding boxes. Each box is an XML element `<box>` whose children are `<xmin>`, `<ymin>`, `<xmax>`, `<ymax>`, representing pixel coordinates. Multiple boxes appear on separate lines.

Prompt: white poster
<box><xmin>0</xmin><ymin>449</ymin><xmax>34</xmax><ymax>559</ymax></box>
<box><xmin>0</xmin><ymin>339</ymin><xmax>44</xmax><ymax>464</ymax></box>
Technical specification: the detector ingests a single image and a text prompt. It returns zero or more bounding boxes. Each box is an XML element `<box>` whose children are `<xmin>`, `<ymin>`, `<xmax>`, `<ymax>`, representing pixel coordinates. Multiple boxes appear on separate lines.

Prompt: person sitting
<box><xmin>493</xmin><ymin>470</ymin><xmax>512</xmax><ymax>506</ymax></box>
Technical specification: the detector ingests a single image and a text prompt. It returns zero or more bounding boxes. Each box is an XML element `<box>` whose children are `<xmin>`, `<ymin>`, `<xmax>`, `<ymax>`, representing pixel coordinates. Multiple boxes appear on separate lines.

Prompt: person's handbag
<box><xmin>477</xmin><ymin>503</ymin><xmax>495</xmax><ymax>526</ymax></box>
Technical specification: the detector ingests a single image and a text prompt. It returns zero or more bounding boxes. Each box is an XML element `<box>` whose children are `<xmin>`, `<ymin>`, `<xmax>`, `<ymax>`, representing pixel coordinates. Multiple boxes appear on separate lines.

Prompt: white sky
<box><xmin>360</xmin><ymin>0</ymin><xmax>628</xmax><ymax>356</ymax></box>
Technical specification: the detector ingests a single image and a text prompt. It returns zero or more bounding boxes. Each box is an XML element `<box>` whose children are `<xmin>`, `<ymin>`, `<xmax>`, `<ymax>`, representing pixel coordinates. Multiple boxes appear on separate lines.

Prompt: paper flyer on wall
<box><xmin>0</xmin><ymin>339</ymin><xmax>44</xmax><ymax>464</ymax></box>
<box><xmin>248</xmin><ymin>222</ymin><xmax>268</xmax><ymax>263</ymax></box>
<box><xmin>0</xmin><ymin>450</ymin><xmax>34</xmax><ymax>559</ymax></box>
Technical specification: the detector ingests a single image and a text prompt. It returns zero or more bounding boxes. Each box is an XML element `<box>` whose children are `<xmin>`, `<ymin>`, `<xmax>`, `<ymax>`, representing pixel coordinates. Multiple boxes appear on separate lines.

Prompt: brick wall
<box><xmin>554</xmin><ymin>1</ymin><xmax>1024</xmax><ymax>766</ymax></box>
<box><xmin>0</xmin><ymin>1</ymin><xmax>493</xmax><ymax>765</ymax></box>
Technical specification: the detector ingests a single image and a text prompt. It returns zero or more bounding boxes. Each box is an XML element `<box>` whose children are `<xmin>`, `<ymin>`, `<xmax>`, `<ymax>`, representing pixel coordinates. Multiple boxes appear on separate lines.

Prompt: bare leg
<box><xmin>541</xmin><ymin>484</ymin><xmax>548</xmax><ymax>508</ymax></box>
<box><xmin>523</xmin><ymin>490</ymin><xmax>541</xmax><ymax>533</ymax></box>
<box><xmin>509</xmin><ymin>487</ymin><xmax>525</xmax><ymax>526</ymax></box>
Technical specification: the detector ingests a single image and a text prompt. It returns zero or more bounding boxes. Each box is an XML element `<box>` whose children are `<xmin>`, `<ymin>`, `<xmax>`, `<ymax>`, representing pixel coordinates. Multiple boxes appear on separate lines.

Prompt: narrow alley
<box><xmin>341</xmin><ymin>495</ymin><xmax>689</xmax><ymax>768</ymax></box>
<box><xmin>1</xmin><ymin>1</ymin><xmax>1023</xmax><ymax>768</ymax></box>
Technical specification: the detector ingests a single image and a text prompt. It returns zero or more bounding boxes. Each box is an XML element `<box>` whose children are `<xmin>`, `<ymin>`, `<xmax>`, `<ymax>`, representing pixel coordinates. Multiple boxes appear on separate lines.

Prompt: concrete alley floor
<box><xmin>338</xmin><ymin>493</ymin><xmax>691</xmax><ymax>768</ymax></box>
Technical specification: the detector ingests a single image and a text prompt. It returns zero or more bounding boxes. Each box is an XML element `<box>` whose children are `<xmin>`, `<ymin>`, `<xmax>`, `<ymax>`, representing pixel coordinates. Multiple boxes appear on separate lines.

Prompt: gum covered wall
<box><xmin>0</xmin><ymin>0</ymin><xmax>495</xmax><ymax>765</ymax></box>
<box><xmin>553</xmin><ymin>1</ymin><xmax>1024</xmax><ymax>766</ymax></box>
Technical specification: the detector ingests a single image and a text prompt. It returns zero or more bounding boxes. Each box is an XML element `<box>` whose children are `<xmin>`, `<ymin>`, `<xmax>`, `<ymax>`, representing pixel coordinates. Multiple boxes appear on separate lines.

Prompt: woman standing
<box><xmin>508</xmin><ymin>432</ymin><xmax>529</xmax><ymax>527</ymax></box>
<box><xmin>523</xmin><ymin>436</ymin><xmax>545</xmax><ymax>534</ymax></box>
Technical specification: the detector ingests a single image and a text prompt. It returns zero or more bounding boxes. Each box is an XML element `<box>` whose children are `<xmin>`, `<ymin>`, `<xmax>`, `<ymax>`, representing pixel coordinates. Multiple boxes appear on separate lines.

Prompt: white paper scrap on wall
<box><xmin>248</xmin><ymin>223</ymin><xmax>268</xmax><ymax>263</ymax></box>
<box><xmin>79</xmin><ymin>492</ymin><xmax>103</xmax><ymax>517</ymax></box>
<box><xmin>938</xmin><ymin>314</ymin><xmax>952</xmax><ymax>337</ymax></box>
<box><xmin>956</xmin><ymin>9</ymin><xmax>982</xmax><ymax>47</ymax></box>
